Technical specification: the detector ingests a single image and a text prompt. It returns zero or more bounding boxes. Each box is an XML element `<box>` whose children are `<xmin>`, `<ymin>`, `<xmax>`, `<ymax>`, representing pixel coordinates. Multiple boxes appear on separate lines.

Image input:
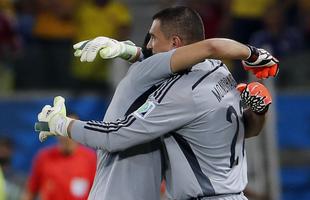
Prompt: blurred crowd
<box><xmin>181</xmin><ymin>0</ymin><xmax>310</xmax><ymax>86</ymax></box>
<box><xmin>0</xmin><ymin>0</ymin><xmax>310</xmax><ymax>94</ymax></box>
<box><xmin>0</xmin><ymin>114</ymin><xmax>98</xmax><ymax>200</ymax></box>
<box><xmin>0</xmin><ymin>0</ymin><xmax>132</xmax><ymax>94</ymax></box>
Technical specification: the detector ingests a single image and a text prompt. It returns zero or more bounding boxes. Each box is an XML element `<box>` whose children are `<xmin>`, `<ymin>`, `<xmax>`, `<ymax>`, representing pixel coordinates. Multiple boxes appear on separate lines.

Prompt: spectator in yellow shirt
<box><xmin>0</xmin><ymin>167</ymin><xmax>5</xmax><ymax>200</ymax></box>
<box><xmin>72</xmin><ymin>0</ymin><xmax>132</xmax><ymax>92</ymax></box>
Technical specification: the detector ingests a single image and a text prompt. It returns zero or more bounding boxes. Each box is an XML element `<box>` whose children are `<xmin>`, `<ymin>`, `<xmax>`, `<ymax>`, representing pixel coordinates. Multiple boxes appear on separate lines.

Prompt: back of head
<box><xmin>152</xmin><ymin>6</ymin><xmax>205</xmax><ymax>45</ymax></box>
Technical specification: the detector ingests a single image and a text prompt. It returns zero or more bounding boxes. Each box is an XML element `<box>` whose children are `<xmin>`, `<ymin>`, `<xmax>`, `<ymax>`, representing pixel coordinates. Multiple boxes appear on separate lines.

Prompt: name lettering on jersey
<box><xmin>134</xmin><ymin>100</ymin><xmax>156</xmax><ymax>119</ymax></box>
<box><xmin>212</xmin><ymin>74</ymin><xmax>237</xmax><ymax>102</ymax></box>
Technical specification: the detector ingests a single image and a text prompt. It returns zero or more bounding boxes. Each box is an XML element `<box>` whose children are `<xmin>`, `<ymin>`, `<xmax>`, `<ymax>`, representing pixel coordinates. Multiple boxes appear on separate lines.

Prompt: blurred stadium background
<box><xmin>0</xmin><ymin>0</ymin><xmax>310</xmax><ymax>199</ymax></box>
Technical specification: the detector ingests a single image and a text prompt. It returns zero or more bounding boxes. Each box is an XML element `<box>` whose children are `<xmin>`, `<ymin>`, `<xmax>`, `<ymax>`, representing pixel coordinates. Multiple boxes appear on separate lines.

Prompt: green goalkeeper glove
<box><xmin>36</xmin><ymin>96</ymin><xmax>73</xmax><ymax>142</ymax></box>
<box><xmin>73</xmin><ymin>36</ymin><xmax>140</xmax><ymax>63</ymax></box>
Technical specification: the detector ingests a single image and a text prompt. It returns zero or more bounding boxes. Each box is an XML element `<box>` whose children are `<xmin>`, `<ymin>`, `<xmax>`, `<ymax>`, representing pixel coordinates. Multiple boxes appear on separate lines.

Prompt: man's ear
<box><xmin>171</xmin><ymin>35</ymin><xmax>183</xmax><ymax>48</ymax></box>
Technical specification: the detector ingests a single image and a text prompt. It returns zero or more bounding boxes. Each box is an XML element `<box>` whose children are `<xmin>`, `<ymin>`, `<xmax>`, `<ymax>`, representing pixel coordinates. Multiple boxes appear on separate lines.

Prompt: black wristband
<box><xmin>246</xmin><ymin>45</ymin><xmax>259</xmax><ymax>63</ymax></box>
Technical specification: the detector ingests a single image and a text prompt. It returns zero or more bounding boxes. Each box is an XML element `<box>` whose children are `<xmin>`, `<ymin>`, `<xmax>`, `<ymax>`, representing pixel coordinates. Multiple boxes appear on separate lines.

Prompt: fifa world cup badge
<box><xmin>134</xmin><ymin>101</ymin><xmax>156</xmax><ymax>119</ymax></box>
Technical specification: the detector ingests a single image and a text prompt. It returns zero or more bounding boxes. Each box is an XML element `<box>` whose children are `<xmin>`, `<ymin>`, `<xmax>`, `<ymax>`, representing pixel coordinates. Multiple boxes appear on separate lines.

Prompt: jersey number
<box><xmin>226</xmin><ymin>102</ymin><xmax>243</xmax><ymax>168</ymax></box>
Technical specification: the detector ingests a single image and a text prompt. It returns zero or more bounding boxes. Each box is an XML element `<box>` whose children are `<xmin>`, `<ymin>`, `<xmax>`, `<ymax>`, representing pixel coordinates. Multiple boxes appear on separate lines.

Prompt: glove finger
<box><xmin>86</xmin><ymin>48</ymin><xmax>97</xmax><ymax>62</ymax></box>
<box><xmin>248</xmin><ymin>82</ymin><xmax>272</xmax><ymax>103</ymax></box>
<box><xmin>38</xmin><ymin>112</ymin><xmax>45</xmax><ymax>121</ymax></box>
<box><xmin>255</xmin><ymin>70</ymin><xmax>266</xmax><ymax>79</ymax></box>
<box><xmin>252</xmin><ymin>68</ymin><xmax>262</xmax><ymax>74</ymax></box>
<box><xmin>86</xmin><ymin>44</ymin><xmax>102</xmax><ymax>62</ymax></box>
<box><xmin>38</xmin><ymin>105</ymin><xmax>52</xmax><ymax>121</ymax></box>
<box><xmin>261</xmin><ymin>87</ymin><xmax>272</xmax><ymax>104</ymax></box>
<box><xmin>39</xmin><ymin>131</ymin><xmax>53</xmax><ymax>142</ymax></box>
<box><xmin>80</xmin><ymin>41</ymin><xmax>92</xmax><ymax>62</ymax></box>
<box><xmin>254</xmin><ymin>72</ymin><xmax>261</xmax><ymax>79</ymax></box>
<box><xmin>40</xmin><ymin>105</ymin><xmax>52</xmax><ymax>116</ymax></box>
<box><xmin>80</xmin><ymin>48</ymin><xmax>87</xmax><ymax>62</ymax></box>
<box><xmin>53</xmin><ymin>96</ymin><xmax>65</xmax><ymax>107</ymax></box>
<box><xmin>261</xmin><ymin>69</ymin><xmax>269</xmax><ymax>79</ymax></box>
<box><xmin>236</xmin><ymin>83</ymin><xmax>247</xmax><ymax>93</ymax></box>
<box><xmin>99</xmin><ymin>47</ymin><xmax>112</xmax><ymax>59</ymax></box>
<box><xmin>74</xmin><ymin>49</ymin><xmax>82</xmax><ymax>57</ymax></box>
<box><xmin>73</xmin><ymin>40</ymin><xmax>89</xmax><ymax>50</ymax></box>
<box><xmin>86</xmin><ymin>37</ymin><xmax>110</xmax><ymax>62</ymax></box>
<box><xmin>248</xmin><ymin>82</ymin><xmax>261</xmax><ymax>96</ymax></box>
<box><xmin>250</xmin><ymin>69</ymin><xmax>264</xmax><ymax>78</ymax></box>
<box><xmin>264</xmin><ymin>96</ymin><xmax>272</xmax><ymax>105</ymax></box>
<box><xmin>269</xmin><ymin>64</ymin><xmax>279</xmax><ymax>77</ymax></box>
<box><xmin>243</xmin><ymin>64</ymin><xmax>266</xmax><ymax>78</ymax></box>
<box><xmin>252</xmin><ymin>62</ymin><xmax>278</xmax><ymax>77</ymax></box>
<box><xmin>39</xmin><ymin>131</ymin><xmax>47</xmax><ymax>142</ymax></box>
<box><xmin>53</xmin><ymin>96</ymin><xmax>66</xmax><ymax>114</ymax></box>
<box><xmin>42</xmin><ymin>105</ymin><xmax>52</xmax><ymax>112</ymax></box>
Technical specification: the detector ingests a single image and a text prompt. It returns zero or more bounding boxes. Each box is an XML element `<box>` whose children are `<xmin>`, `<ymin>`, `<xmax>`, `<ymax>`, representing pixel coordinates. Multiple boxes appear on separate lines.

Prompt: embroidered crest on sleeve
<box><xmin>134</xmin><ymin>101</ymin><xmax>156</xmax><ymax>119</ymax></box>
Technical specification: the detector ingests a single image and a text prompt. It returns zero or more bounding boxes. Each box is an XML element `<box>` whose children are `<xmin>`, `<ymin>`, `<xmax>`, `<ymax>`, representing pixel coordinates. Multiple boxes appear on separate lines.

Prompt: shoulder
<box><xmin>138</xmin><ymin>50</ymin><xmax>175</xmax><ymax>65</ymax></box>
<box><xmin>186</xmin><ymin>60</ymin><xmax>223</xmax><ymax>90</ymax></box>
<box><xmin>128</xmin><ymin>50</ymin><xmax>175</xmax><ymax>84</ymax></box>
<box><xmin>149</xmin><ymin>73</ymin><xmax>196</xmax><ymax>106</ymax></box>
<box><xmin>191</xmin><ymin>62</ymin><xmax>235</xmax><ymax>102</ymax></box>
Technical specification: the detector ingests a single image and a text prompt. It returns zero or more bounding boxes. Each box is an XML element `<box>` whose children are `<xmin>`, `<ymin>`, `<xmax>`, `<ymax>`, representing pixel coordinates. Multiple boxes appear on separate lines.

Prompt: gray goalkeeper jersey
<box><xmin>82</xmin><ymin>50</ymin><xmax>175</xmax><ymax>200</ymax></box>
<box><xmin>72</xmin><ymin>59</ymin><xmax>248</xmax><ymax>200</ymax></box>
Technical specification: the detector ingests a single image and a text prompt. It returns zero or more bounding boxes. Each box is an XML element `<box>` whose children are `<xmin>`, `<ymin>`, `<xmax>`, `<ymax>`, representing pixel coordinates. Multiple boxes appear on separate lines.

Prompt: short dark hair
<box><xmin>152</xmin><ymin>6</ymin><xmax>205</xmax><ymax>45</ymax></box>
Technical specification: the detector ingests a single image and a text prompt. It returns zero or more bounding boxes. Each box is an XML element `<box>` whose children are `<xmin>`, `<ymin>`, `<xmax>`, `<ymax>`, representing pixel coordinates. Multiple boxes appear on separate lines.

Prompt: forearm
<box><xmin>68</xmin><ymin>120</ymin><xmax>111</xmax><ymax>150</ymax></box>
<box><xmin>203</xmin><ymin>38</ymin><xmax>250</xmax><ymax>60</ymax></box>
<box><xmin>67</xmin><ymin>118</ymin><xmax>163</xmax><ymax>152</ymax></box>
<box><xmin>243</xmin><ymin>109</ymin><xmax>266</xmax><ymax>138</ymax></box>
<box><xmin>170</xmin><ymin>38</ymin><xmax>250</xmax><ymax>73</ymax></box>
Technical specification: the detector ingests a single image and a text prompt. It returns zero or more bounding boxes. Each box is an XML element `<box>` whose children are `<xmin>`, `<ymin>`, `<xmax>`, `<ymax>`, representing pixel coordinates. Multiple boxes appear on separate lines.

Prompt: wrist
<box><xmin>67</xmin><ymin>120</ymin><xmax>75</xmax><ymax>138</ymax></box>
<box><xmin>119</xmin><ymin>43</ymin><xmax>140</xmax><ymax>62</ymax></box>
<box><xmin>245</xmin><ymin>45</ymin><xmax>259</xmax><ymax>63</ymax></box>
<box><xmin>50</xmin><ymin>115</ymin><xmax>73</xmax><ymax>137</ymax></box>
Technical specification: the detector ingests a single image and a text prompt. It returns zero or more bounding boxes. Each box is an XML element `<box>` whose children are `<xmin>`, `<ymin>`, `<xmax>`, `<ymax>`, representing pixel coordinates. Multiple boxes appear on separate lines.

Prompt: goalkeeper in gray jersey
<box><xmin>36</xmin><ymin>7</ymin><xmax>278</xmax><ymax>200</ymax></box>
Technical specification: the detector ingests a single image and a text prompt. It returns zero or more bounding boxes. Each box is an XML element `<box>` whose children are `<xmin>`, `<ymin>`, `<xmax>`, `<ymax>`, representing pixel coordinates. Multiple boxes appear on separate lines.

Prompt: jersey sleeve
<box><xmin>71</xmin><ymin>79</ymin><xmax>196</xmax><ymax>151</ymax></box>
<box><xmin>128</xmin><ymin>49</ymin><xmax>176</xmax><ymax>88</ymax></box>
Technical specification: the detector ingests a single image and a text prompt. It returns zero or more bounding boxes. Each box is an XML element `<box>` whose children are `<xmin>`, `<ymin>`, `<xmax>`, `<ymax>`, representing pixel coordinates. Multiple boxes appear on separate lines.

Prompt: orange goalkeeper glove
<box><xmin>237</xmin><ymin>82</ymin><xmax>272</xmax><ymax>114</ymax></box>
<box><xmin>242</xmin><ymin>45</ymin><xmax>279</xmax><ymax>79</ymax></box>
